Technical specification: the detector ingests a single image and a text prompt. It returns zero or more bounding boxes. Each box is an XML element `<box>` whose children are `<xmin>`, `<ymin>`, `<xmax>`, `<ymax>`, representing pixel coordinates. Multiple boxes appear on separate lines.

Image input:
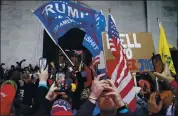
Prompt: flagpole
<box><xmin>57</xmin><ymin>45</ymin><xmax>74</xmax><ymax>66</ymax></box>
<box><xmin>101</xmin><ymin>32</ymin><xmax>108</xmax><ymax>72</ymax></box>
<box><xmin>132</xmin><ymin>73</ymin><xmax>137</xmax><ymax>87</ymax></box>
<box><xmin>157</xmin><ymin>17</ymin><xmax>161</xmax><ymax>28</ymax></box>
<box><xmin>156</xmin><ymin>17</ymin><xmax>161</xmax><ymax>91</ymax></box>
<box><xmin>99</xmin><ymin>9</ymin><xmax>108</xmax><ymax>73</ymax></box>
<box><xmin>156</xmin><ymin>76</ymin><xmax>160</xmax><ymax>92</ymax></box>
<box><xmin>31</xmin><ymin>10</ymin><xmax>74</xmax><ymax>66</ymax></box>
<box><xmin>99</xmin><ymin>8</ymin><xmax>111</xmax><ymax>73</ymax></box>
<box><xmin>157</xmin><ymin>17</ymin><xmax>159</xmax><ymax>23</ymax></box>
<box><xmin>108</xmin><ymin>8</ymin><xmax>111</xmax><ymax>13</ymax></box>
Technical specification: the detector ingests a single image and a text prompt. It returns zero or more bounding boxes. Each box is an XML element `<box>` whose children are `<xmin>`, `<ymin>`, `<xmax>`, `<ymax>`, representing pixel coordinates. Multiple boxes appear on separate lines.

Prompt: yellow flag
<box><xmin>158</xmin><ymin>23</ymin><xmax>177</xmax><ymax>74</ymax></box>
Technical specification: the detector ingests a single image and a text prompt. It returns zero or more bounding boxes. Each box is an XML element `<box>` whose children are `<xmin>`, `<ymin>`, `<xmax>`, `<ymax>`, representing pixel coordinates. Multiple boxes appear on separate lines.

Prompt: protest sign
<box><xmin>103</xmin><ymin>32</ymin><xmax>155</xmax><ymax>73</ymax></box>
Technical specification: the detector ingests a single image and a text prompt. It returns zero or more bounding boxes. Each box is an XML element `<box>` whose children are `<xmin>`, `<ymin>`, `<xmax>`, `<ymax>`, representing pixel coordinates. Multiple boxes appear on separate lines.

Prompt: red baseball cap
<box><xmin>0</xmin><ymin>84</ymin><xmax>16</xmax><ymax>115</ymax></box>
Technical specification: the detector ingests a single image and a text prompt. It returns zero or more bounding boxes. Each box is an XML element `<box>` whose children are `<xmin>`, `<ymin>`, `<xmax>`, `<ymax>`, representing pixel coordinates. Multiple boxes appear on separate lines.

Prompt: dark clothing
<box><xmin>13</xmin><ymin>81</ymin><xmax>36</xmax><ymax>115</ymax></box>
<box><xmin>21</xmin><ymin>85</ymin><xmax>49</xmax><ymax>116</ymax></box>
<box><xmin>75</xmin><ymin>100</ymin><xmax>95</xmax><ymax>116</ymax></box>
<box><xmin>0</xmin><ymin>67</ymin><xmax>4</xmax><ymax>79</ymax></box>
<box><xmin>34</xmin><ymin>98</ymin><xmax>53</xmax><ymax>116</ymax></box>
<box><xmin>72</xmin><ymin>72</ymin><xmax>85</xmax><ymax>110</ymax></box>
<box><xmin>13</xmin><ymin>80</ymin><xmax>23</xmax><ymax>116</ymax></box>
<box><xmin>21</xmin><ymin>82</ymin><xmax>36</xmax><ymax>106</ymax></box>
<box><xmin>76</xmin><ymin>100</ymin><xmax>136</xmax><ymax>116</ymax></box>
<box><xmin>65</xmin><ymin>70</ymin><xmax>73</xmax><ymax>80</ymax></box>
<box><xmin>135</xmin><ymin>95</ymin><xmax>148</xmax><ymax>116</ymax></box>
<box><xmin>7</xmin><ymin>69</ymin><xmax>14</xmax><ymax>80</ymax></box>
<box><xmin>31</xmin><ymin>85</ymin><xmax>48</xmax><ymax>114</ymax></box>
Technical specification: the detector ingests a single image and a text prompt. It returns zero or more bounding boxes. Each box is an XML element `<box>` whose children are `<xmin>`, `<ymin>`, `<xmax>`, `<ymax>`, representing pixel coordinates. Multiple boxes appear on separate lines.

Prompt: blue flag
<box><xmin>33</xmin><ymin>0</ymin><xmax>106</xmax><ymax>58</ymax></box>
<box><xmin>83</xmin><ymin>34</ymin><xmax>100</xmax><ymax>57</ymax></box>
<box><xmin>83</xmin><ymin>12</ymin><xmax>106</xmax><ymax>57</ymax></box>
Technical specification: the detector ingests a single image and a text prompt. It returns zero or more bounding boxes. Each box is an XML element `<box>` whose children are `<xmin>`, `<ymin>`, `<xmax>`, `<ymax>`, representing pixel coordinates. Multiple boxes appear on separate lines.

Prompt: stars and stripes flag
<box><xmin>108</xmin><ymin>14</ymin><xmax>136</xmax><ymax>112</ymax></box>
<box><xmin>92</xmin><ymin>55</ymin><xmax>100</xmax><ymax>66</ymax></box>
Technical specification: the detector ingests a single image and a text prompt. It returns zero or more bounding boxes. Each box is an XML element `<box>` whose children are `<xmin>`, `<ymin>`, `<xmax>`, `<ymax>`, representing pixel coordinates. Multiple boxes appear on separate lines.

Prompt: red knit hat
<box><xmin>51</xmin><ymin>99</ymin><xmax>73</xmax><ymax>116</ymax></box>
<box><xmin>0</xmin><ymin>84</ymin><xmax>16</xmax><ymax>115</ymax></box>
<box><xmin>52</xmin><ymin>111</ymin><xmax>73</xmax><ymax>116</ymax></box>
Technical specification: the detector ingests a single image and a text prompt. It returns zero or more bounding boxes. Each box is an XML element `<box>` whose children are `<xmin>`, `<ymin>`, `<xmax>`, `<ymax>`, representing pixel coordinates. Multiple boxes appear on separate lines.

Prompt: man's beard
<box><xmin>100</xmin><ymin>108</ymin><xmax>117</xmax><ymax>116</ymax></box>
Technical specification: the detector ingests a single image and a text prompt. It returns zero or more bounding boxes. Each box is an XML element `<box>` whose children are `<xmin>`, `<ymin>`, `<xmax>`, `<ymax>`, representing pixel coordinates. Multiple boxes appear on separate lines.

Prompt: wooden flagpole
<box><xmin>132</xmin><ymin>73</ymin><xmax>137</xmax><ymax>87</ymax></box>
<box><xmin>101</xmin><ymin>32</ymin><xmax>108</xmax><ymax>72</ymax></box>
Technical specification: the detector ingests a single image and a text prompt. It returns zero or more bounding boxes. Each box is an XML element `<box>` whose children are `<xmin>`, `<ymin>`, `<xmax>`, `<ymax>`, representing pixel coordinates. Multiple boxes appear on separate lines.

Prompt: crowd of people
<box><xmin>0</xmin><ymin>57</ymin><xmax>178</xmax><ymax>116</ymax></box>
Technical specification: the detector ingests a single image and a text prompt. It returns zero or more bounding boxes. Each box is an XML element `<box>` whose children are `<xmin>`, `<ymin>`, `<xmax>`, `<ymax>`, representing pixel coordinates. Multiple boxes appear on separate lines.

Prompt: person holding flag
<box><xmin>33</xmin><ymin>0</ymin><xmax>107</xmax><ymax>71</ymax></box>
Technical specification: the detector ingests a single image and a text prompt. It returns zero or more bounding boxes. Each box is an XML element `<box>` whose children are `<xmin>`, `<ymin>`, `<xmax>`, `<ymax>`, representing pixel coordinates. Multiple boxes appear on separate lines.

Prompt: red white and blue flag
<box><xmin>92</xmin><ymin>55</ymin><xmax>100</xmax><ymax>66</ymax></box>
<box><xmin>108</xmin><ymin>14</ymin><xmax>136</xmax><ymax>112</ymax></box>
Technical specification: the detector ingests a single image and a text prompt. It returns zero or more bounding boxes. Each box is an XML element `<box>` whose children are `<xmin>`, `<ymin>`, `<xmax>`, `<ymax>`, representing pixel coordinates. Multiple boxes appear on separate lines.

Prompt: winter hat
<box><xmin>1</xmin><ymin>80</ymin><xmax>17</xmax><ymax>90</ymax></box>
<box><xmin>51</xmin><ymin>99</ymin><xmax>73</xmax><ymax>116</ymax></box>
<box><xmin>0</xmin><ymin>84</ymin><xmax>16</xmax><ymax>115</ymax></box>
<box><xmin>52</xmin><ymin>111</ymin><xmax>74</xmax><ymax>116</ymax></box>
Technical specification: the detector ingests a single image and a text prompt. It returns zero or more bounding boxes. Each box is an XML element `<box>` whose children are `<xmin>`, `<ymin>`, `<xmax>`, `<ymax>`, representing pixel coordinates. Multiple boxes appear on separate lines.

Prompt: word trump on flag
<box><xmin>33</xmin><ymin>0</ymin><xmax>106</xmax><ymax>61</ymax></box>
<box><xmin>42</xmin><ymin>1</ymin><xmax>95</xmax><ymax>24</ymax></box>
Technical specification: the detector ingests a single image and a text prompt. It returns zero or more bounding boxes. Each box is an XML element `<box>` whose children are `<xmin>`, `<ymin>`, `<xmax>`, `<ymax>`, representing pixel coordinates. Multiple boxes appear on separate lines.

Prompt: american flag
<box><xmin>108</xmin><ymin>14</ymin><xmax>136</xmax><ymax>112</ymax></box>
<box><xmin>108</xmin><ymin>15</ymin><xmax>120</xmax><ymax>57</ymax></box>
<box><xmin>92</xmin><ymin>55</ymin><xmax>100</xmax><ymax>66</ymax></box>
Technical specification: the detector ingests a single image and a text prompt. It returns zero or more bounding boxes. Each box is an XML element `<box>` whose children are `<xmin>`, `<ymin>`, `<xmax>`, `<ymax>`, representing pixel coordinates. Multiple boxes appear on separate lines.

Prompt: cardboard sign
<box><xmin>102</xmin><ymin>32</ymin><xmax>155</xmax><ymax>74</ymax></box>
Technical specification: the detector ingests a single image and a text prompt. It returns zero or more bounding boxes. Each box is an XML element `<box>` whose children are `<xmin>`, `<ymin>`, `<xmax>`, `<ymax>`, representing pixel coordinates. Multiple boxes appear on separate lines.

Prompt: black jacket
<box><xmin>26</xmin><ymin>85</ymin><xmax>48</xmax><ymax>115</ymax></box>
<box><xmin>34</xmin><ymin>98</ymin><xmax>53</xmax><ymax>116</ymax></box>
<box><xmin>75</xmin><ymin>100</ymin><xmax>136</xmax><ymax>116</ymax></box>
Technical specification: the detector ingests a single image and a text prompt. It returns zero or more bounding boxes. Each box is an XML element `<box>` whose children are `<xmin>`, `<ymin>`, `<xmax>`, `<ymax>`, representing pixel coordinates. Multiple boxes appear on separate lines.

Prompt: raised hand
<box><xmin>104</xmin><ymin>79</ymin><xmax>125</xmax><ymax>108</ymax></box>
<box><xmin>50</xmin><ymin>62</ymin><xmax>55</xmax><ymax>68</ymax></box>
<box><xmin>38</xmin><ymin>66</ymin><xmax>48</xmax><ymax>82</ymax></box>
<box><xmin>45</xmin><ymin>82</ymin><xmax>66</xmax><ymax>101</ymax></box>
<box><xmin>148</xmin><ymin>92</ymin><xmax>163</xmax><ymax>114</ymax></box>
<box><xmin>154</xmin><ymin>63</ymin><xmax>174</xmax><ymax>83</ymax></box>
<box><xmin>89</xmin><ymin>73</ymin><xmax>108</xmax><ymax>100</ymax></box>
